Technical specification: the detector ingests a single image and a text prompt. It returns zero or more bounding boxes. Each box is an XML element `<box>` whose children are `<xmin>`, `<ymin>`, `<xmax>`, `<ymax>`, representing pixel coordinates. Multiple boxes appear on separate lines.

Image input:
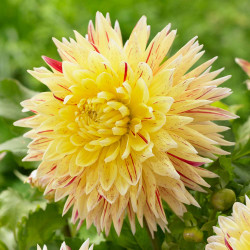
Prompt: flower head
<box><xmin>15</xmin><ymin>12</ymin><xmax>237</xmax><ymax>235</ymax></box>
<box><xmin>37</xmin><ymin>239</ymin><xmax>93</xmax><ymax>250</ymax></box>
<box><xmin>206</xmin><ymin>196</ymin><xmax>250</xmax><ymax>250</ymax></box>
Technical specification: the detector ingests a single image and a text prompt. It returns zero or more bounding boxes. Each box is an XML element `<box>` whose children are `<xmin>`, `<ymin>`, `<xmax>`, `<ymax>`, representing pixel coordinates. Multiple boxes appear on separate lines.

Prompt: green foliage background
<box><xmin>0</xmin><ymin>0</ymin><xmax>249</xmax><ymax>249</ymax></box>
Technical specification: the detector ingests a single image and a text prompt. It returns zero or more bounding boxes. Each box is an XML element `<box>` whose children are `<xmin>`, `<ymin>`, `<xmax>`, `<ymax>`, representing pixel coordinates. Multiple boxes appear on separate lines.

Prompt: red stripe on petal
<box><xmin>124</xmin><ymin>62</ymin><xmax>128</xmax><ymax>82</ymax></box>
<box><xmin>37</xmin><ymin>129</ymin><xmax>54</xmax><ymax>134</ymax></box>
<box><xmin>64</xmin><ymin>176</ymin><xmax>77</xmax><ymax>187</ymax></box>
<box><xmin>137</xmin><ymin>133</ymin><xmax>148</xmax><ymax>144</ymax></box>
<box><xmin>74</xmin><ymin>210</ymin><xmax>79</xmax><ymax>221</ymax></box>
<box><xmin>53</xmin><ymin>94</ymin><xmax>64</xmax><ymax>102</ymax></box>
<box><xmin>65</xmin><ymin>197</ymin><xmax>74</xmax><ymax>211</ymax></box>
<box><xmin>105</xmin><ymin>31</ymin><xmax>109</xmax><ymax>42</ymax></box>
<box><xmin>58</xmin><ymin>84</ymin><xmax>71</xmax><ymax>92</ymax></box>
<box><xmin>168</xmin><ymin>153</ymin><xmax>205</xmax><ymax>167</ymax></box>
<box><xmin>46</xmin><ymin>165</ymin><xmax>57</xmax><ymax>174</ymax></box>
<box><xmin>130</xmin><ymin>154</ymin><xmax>137</xmax><ymax>180</ymax></box>
<box><xmin>88</xmin><ymin>22</ymin><xmax>95</xmax><ymax>44</ymax></box>
<box><xmin>91</xmin><ymin>43</ymin><xmax>100</xmax><ymax>53</ymax></box>
<box><xmin>146</xmin><ymin>42</ymin><xmax>154</xmax><ymax>63</ymax></box>
<box><xmin>42</xmin><ymin>56</ymin><xmax>63</xmax><ymax>73</ymax></box>
<box><xmin>177</xmin><ymin>170</ymin><xmax>193</xmax><ymax>183</ymax></box>
<box><xmin>29</xmin><ymin>153</ymin><xmax>43</xmax><ymax>159</ymax></box>
<box><xmin>156</xmin><ymin>189</ymin><xmax>164</xmax><ymax>214</ymax></box>
<box><xmin>224</xmin><ymin>237</ymin><xmax>233</xmax><ymax>250</ymax></box>
<box><xmin>125</xmin><ymin>159</ymin><xmax>133</xmax><ymax>182</ymax></box>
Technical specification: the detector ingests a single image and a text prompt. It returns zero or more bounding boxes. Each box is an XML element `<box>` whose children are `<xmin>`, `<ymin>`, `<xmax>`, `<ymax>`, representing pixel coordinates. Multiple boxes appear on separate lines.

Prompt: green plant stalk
<box><xmin>144</xmin><ymin>218</ymin><xmax>161</xmax><ymax>250</ymax></box>
<box><xmin>63</xmin><ymin>223</ymin><xmax>72</xmax><ymax>238</ymax></box>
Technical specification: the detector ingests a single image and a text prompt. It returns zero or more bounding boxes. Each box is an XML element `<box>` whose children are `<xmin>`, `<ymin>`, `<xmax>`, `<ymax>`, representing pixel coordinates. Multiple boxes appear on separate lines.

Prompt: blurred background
<box><xmin>1</xmin><ymin>0</ymin><xmax>250</xmax><ymax>122</ymax></box>
<box><xmin>0</xmin><ymin>1</ymin><xmax>249</xmax><ymax>249</ymax></box>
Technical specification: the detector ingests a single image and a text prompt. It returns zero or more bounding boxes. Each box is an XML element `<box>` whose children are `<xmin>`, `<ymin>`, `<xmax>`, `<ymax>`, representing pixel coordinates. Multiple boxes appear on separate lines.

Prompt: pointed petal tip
<box><xmin>42</xmin><ymin>55</ymin><xmax>63</xmax><ymax>73</ymax></box>
<box><xmin>51</xmin><ymin>37</ymin><xmax>61</xmax><ymax>45</ymax></box>
<box><xmin>235</xmin><ymin>57</ymin><xmax>241</xmax><ymax>63</ymax></box>
<box><xmin>191</xmin><ymin>35</ymin><xmax>198</xmax><ymax>42</ymax></box>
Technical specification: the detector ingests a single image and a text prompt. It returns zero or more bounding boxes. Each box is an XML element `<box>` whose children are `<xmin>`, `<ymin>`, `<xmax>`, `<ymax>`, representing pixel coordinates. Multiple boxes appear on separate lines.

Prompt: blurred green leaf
<box><xmin>200</xmin><ymin>219</ymin><xmax>217</xmax><ymax>232</ymax></box>
<box><xmin>77</xmin><ymin>221</ymin><xmax>105</xmax><ymax>245</ymax></box>
<box><xmin>17</xmin><ymin>203</ymin><xmax>67</xmax><ymax>250</ymax></box>
<box><xmin>233</xmin><ymin>161</ymin><xmax>250</xmax><ymax>184</ymax></box>
<box><xmin>236</xmin><ymin>117</ymin><xmax>250</xmax><ymax>146</ymax></box>
<box><xmin>94</xmin><ymin>241</ymin><xmax>126</xmax><ymax>250</ymax></box>
<box><xmin>0</xmin><ymin>188</ymin><xmax>46</xmax><ymax>231</ymax></box>
<box><xmin>233</xmin><ymin>139</ymin><xmax>250</xmax><ymax>160</ymax></box>
<box><xmin>107</xmin><ymin>219</ymin><xmax>153</xmax><ymax>250</ymax></box>
<box><xmin>0</xmin><ymin>78</ymin><xmax>37</xmax><ymax>120</ymax></box>
<box><xmin>0</xmin><ymin>227</ymin><xmax>16</xmax><ymax>250</ymax></box>
<box><xmin>0</xmin><ymin>136</ymin><xmax>37</xmax><ymax>169</ymax></box>
<box><xmin>0</xmin><ymin>136</ymin><xmax>30</xmax><ymax>155</ymax></box>
<box><xmin>0</xmin><ymin>116</ymin><xmax>27</xmax><ymax>143</ymax></box>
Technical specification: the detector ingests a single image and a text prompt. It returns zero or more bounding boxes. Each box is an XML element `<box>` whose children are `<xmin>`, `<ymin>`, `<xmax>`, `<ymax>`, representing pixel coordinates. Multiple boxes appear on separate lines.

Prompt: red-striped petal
<box><xmin>42</xmin><ymin>56</ymin><xmax>63</xmax><ymax>73</ymax></box>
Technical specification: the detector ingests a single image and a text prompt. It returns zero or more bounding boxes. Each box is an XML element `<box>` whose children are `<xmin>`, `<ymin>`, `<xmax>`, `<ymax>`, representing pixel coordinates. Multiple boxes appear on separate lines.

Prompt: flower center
<box><xmin>77</xmin><ymin>99</ymin><xmax>102</xmax><ymax>123</ymax></box>
<box><xmin>75</xmin><ymin>97</ymin><xmax>130</xmax><ymax>146</ymax></box>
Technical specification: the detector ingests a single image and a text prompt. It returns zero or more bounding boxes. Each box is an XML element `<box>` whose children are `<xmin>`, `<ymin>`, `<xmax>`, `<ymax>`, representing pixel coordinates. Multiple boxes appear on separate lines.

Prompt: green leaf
<box><xmin>0</xmin><ymin>79</ymin><xmax>37</xmax><ymax>120</ymax></box>
<box><xmin>0</xmin><ymin>188</ymin><xmax>46</xmax><ymax>231</ymax></box>
<box><xmin>0</xmin><ymin>79</ymin><xmax>37</xmax><ymax>169</ymax></box>
<box><xmin>0</xmin><ymin>136</ymin><xmax>30</xmax><ymax>156</ymax></box>
<box><xmin>233</xmin><ymin>162</ymin><xmax>250</xmax><ymax>184</ymax></box>
<box><xmin>200</xmin><ymin>219</ymin><xmax>217</xmax><ymax>232</ymax></box>
<box><xmin>77</xmin><ymin>221</ymin><xmax>105</xmax><ymax>245</ymax></box>
<box><xmin>183</xmin><ymin>212</ymin><xmax>197</xmax><ymax>227</ymax></box>
<box><xmin>167</xmin><ymin>216</ymin><xmax>185</xmax><ymax>238</ymax></box>
<box><xmin>0</xmin><ymin>116</ymin><xmax>27</xmax><ymax>144</ymax></box>
<box><xmin>0</xmin><ymin>227</ymin><xmax>16</xmax><ymax>250</ymax></box>
<box><xmin>233</xmin><ymin>139</ymin><xmax>250</xmax><ymax>160</ymax></box>
<box><xmin>94</xmin><ymin>241</ymin><xmax>126</xmax><ymax>250</ymax></box>
<box><xmin>107</xmin><ymin>218</ymin><xmax>153</xmax><ymax>250</ymax></box>
<box><xmin>0</xmin><ymin>136</ymin><xmax>37</xmax><ymax>169</ymax></box>
<box><xmin>236</xmin><ymin>117</ymin><xmax>250</xmax><ymax>147</ymax></box>
<box><xmin>0</xmin><ymin>152</ymin><xmax>17</xmax><ymax>174</ymax></box>
<box><xmin>239</xmin><ymin>182</ymin><xmax>250</xmax><ymax>196</ymax></box>
<box><xmin>207</xmin><ymin>156</ymin><xmax>234</xmax><ymax>188</ymax></box>
<box><xmin>17</xmin><ymin>203</ymin><xmax>67</xmax><ymax>250</ymax></box>
<box><xmin>64</xmin><ymin>237</ymin><xmax>88</xmax><ymax>249</ymax></box>
<box><xmin>232</xmin><ymin>117</ymin><xmax>250</xmax><ymax>160</ymax></box>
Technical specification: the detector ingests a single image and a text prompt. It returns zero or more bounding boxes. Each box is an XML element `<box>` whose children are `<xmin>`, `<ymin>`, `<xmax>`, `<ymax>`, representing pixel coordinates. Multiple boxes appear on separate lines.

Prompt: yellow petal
<box><xmin>100</xmin><ymin>161</ymin><xmax>117</xmax><ymax>191</ymax></box>
<box><xmin>76</xmin><ymin>149</ymin><xmax>100</xmax><ymax>167</ymax></box>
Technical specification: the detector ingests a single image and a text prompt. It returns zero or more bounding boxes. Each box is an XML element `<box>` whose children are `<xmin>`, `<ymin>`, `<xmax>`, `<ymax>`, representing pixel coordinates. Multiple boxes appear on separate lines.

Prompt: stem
<box><xmin>209</xmin><ymin>209</ymin><xmax>217</xmax><ymax>221</ymax></box>
<box><xmin>144</xmin><ymin>218</ymin><xmax>161</xmax><ymax>250</ymax></box>
<box><xmin>63</xmin><ymin>223</ymin><xmax>72</xmax><ymax>237</ymax></box>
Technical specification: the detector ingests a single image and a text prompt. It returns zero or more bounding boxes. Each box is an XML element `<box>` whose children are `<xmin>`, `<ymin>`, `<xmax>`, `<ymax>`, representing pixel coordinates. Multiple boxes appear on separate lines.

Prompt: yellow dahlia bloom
<box><xmin>37</xmin><ymin>239</ymin><xmax>93</xmax><ymax>250</ymax></box>
<box><xmin>235</xmin><ymin>58</ymin><xmax>250</xmax><ymax>90</ymax></box>
<box><xmin>206</xmin><ymin>196</ymin><xmax>250</xmax><ymax>250</ymax></box>
<box><xmin>15</xmin><ymin>12</ymin><xmax>237</xmax><ymax>235</ymax></box>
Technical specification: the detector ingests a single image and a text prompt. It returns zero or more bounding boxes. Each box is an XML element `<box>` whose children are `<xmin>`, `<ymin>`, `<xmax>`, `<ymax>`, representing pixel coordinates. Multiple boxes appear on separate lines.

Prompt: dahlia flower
<box><xmin>206</xmin><ymin>196</ymin><xmax>250</xmax><ymax>250</ymax></box>
<box><xmin>37</xmin><ymin>239</ymin><xmax>93</xmax><ymax>250</ymax></box>
<box><xmin>15</xmin><ymin>12</ymin><xmax>237</xmax><ymax>235</ymax></box>
<box><xmin>235</xmin><ymin>58</ymin><xmax>250</xmax><ymax>90</ymax></box>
